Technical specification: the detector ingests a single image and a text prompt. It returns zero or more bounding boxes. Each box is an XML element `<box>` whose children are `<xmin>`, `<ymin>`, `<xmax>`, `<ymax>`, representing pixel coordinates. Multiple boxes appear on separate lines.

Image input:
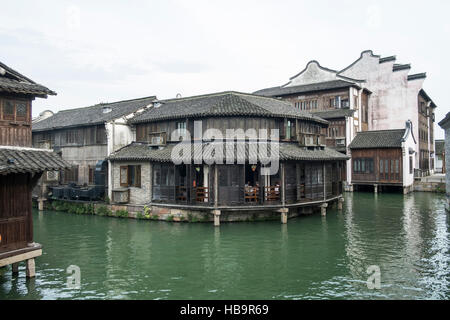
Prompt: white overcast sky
<box><xmin>1</xmin><ymin>0</ymin><xmax>448</xmax><ymax>138</ymax></box>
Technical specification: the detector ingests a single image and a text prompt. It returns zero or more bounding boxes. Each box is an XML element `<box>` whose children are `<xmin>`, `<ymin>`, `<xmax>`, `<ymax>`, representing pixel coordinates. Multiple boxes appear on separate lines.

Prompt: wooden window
<box><xmin>3</xmin><ymin>100</ymin><xmax>15</xmax><ymax>120</ymax></box>
<box><xmin>153</xmin><ymin>164</ymin><xmax>161</xmax><ymax>185</ymax></box>
<box><xmin>15</xmin><ymin>101</ymin><xmax>28</xmax><ymax>121</ymax></box>
<box><xmin>96</xmin><ymin>125</ymin><xmax>106</xmax><ymax>144</ymax></box>
<box><xmin>176</xmin><ymin>121</ymin><xmax>187</xmax><ymax>139</ymax></box>
<box><xmin>353</xmin><ymin>158</ymin><xmax>374</xmax><ymax>174</ymax></box>
<box><xmin>120</xmin><ymin>166</ymin><xmax>128</xmax><ymax>187</ymax></box>
<box><xmin>64</xmin><ymin>166</ymin><xmax>79</xmax><ymax>184</ymax></box>
<box><xmin>395</xmin><ymin>160</ymin><xmax>399</xmax><ymax>180</ymax></box>
<box><xmin>65</xmin><ymin>129</ymin><xmax>78</xmax><ymax>144</ymax></box>
<box><xmin>409</xmin><ymin>156</ymin><xmax>413</xmax><ymax>174</ymax></box>
<box><xmin>341</xmin><ymin>99</ymin><xmax>349</xmax><ymax>108</ymax></box>
<box><xmin>120</xmin><ymin>165</ymin><xmax>141</xmax><ymax>187</ymax></box>
<box><xmin>89</xmin><ymin>166</ymin><xmax>94</xmax><ymax>184</ymax></box>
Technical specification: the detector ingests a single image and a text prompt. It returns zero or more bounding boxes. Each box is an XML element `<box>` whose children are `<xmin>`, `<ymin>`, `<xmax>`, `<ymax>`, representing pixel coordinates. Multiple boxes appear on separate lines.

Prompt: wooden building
<box><xmin>32</xmin><ymin>95</ymin><xmax>156</xmax><ymax>198</ymax></box>
<box><xmin>348</xmin><ymin>120</ymin><xmax>416</xmax><ymax>194</ymax></box>
<box><xmin>438</xmin><ymin>113</ymin><xmax>450</xmax><ymax>211</ymax></box>
<box><xmin>108</xmin><ymin>91</ymin><xmax>348</xmax><ymax>224</ymax></box>
<box><xmin>435</xmin><ymin>140</ymin><xmax>445</xmax><ymax>174</ymax></box>
<box><xmin>255</xmin><ymin>50</ymin><xmax>439</xmax><ymax>180</ymax></box>
<box><xmin>253</xmin><ymin>62</ymin><xmax>371</xmax><ymax>188</ymax></box>
<box><xmin>0</xmin><ymin>61</ymin><xmax>69</xmax><ymax>277</ymax></box>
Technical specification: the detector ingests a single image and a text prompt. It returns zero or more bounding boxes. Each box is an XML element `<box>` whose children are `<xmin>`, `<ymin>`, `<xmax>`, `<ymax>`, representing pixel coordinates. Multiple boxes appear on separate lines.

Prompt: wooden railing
<box><xmin>148</xmin><ymin>132</ymin><xmax>167</xmax><ymax>145</ymax></box>
<box><xmin>176</xmin><ymin>186</ymin><xmax>188</xmax><ymax>202</ymax></box>
<box><xmin>264</xmin><ymin>186</ymin><xmax>280</xmax><ymax>201</ymax></box>
<box><xmin>298</xmin><ymin>133</ymin><xmax>326</xmax><ymax>147</ymax></box>
<box><xmin>194</xmin><ymin>187</ymin><xmax>209</xmax><ymax>203</ymax></box>
<box><xmin>244</xmin><ymin>186</ymin><xmax>259</xmax><ymax>203</ymax></box>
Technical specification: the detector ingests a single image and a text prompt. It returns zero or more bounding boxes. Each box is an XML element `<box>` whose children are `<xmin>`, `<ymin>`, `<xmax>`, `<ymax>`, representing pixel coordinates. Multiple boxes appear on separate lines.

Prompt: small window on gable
<box><xmin>3</xmin><ymin>100</ymin><xmax>15</xmax><ymax>120</ymax></box>
<box><xmin>16</xmin><ymin>101</ymin><xmax>27</xmax><ymax>120</ymax></box>
<box><xmin>120</xmin><ymin>165</ymin><xmax>141</xmax><ymax>188</ymax></box>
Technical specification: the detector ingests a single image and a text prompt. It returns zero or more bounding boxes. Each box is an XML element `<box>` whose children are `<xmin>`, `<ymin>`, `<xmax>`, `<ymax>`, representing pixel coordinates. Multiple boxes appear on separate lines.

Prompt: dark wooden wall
<box><xmin>351</xmin><ymin>148</ymin><xmax>402</xmax><ymax>184</ymax></box>
<box><xmin>0</xmin><ymin>95</ymin><xmax>32</xmax><ymax>147</ymax></box>
<box><xmin>33</xmin><ymin>124</ymin><xmax>107</xmax><ymax>149</ymax></box>
<box><xmin>136</xmin><ymin>116</ymin><xmax>325</xmax><ymax>146</ymax></box>
<box><xmin>0</xmin><ymin>173</ymin><xmax>35</xmax><ymax>253</ymax></box>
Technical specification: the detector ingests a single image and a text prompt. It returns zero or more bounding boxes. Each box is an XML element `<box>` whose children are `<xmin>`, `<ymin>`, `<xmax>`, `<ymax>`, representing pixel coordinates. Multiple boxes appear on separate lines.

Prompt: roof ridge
<box><xmin>358</xmin><ymin>128</ymin><xmax>405</xmax><ymax>133</ymax></box>
<box><xmin>158</xmin><ymin>91</ymin><xmax>236</xmax><ymax>103</ymax></box>
<box><xmin>56</xmin><ymin>95</ymin><xmax>157</xmax><ymax>113</ymax></box>
<box><xmin>0</xmin><ymin>60</ymin><xmax>36</xmax><ymax>84</ymax></box>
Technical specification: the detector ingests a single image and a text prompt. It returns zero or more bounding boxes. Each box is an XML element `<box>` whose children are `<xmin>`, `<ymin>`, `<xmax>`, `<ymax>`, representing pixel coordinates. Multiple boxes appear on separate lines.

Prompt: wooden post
<box><xmin>281</xmin><ymin>163</ymin><xmax>285</xmax><ymax>206</ymax></box>
<box><xmin>323</xmin><ymin>162</ymin><xmax>326</xmax><ymax>200</ymax></box>
<box><xmin>338</xmin><ymin>197</ymin><xmax>344</xmax><ymax>210</ymax></box>
<box><xmin>38</xmin><ymin>198</ymin><xmax>44</xmax><ymax>211</ymax></box>
<box><xmin>213</xmin><ymin>210</ymin><xmax>220</xmax><ymax>227</ymax></box>
<box><xmin>214</xmin><ymin>165</ymin><xmax>218</xmax><ymax>208</ymax></box>
<box><xmin>374</xmin><ymin>184</ymin><xmax>378</xmax><ymax>193</ymax></box>
<box><xmin>12</xmin><ymin>262</ymin><xmax>19</xmax><ymax>274</ymax></box>
<box><xmin>276</xmin><ymin>208</ymin><xmax>288</xmax><ymax>224</ymax></box>
<box><xmin>320</xmin><ymin>203</ymin><xmax>328</xmax><ymax>216</ymax></box>
<box><xmin>26</xmin><ymin>258</ymin><xmax>35</xmax><ymax>278</ymax></box>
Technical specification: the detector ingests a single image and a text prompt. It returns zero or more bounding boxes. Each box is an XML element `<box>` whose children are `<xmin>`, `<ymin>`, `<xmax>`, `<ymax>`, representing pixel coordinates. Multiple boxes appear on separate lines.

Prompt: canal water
<box><xmin>0</xmin><ymin>192</ymin><xmax>448</xmax><ymax>300</ymax></box>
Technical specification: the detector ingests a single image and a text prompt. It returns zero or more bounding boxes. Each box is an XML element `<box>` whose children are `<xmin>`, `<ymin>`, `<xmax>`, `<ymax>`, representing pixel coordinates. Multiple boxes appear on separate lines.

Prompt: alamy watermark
<box><xmin>66</xmin><ymin>265</ymin><xmax>81</xmax><ymax>289</ymax></box>
<box><xmin>170</xmin><ymin>120</ymin><xmax>280</xmax><ymax>175</ymax></box>
<box><xmin>366</xmin><ymin>265</ymin><xmax>381</xmax><ymax>290</ymax></box>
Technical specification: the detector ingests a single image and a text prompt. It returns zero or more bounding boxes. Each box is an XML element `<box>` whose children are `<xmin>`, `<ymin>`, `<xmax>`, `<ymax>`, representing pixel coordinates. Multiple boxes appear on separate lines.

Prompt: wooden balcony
<box><xmin>148</xmin><ymin>132</ymin><xmax>167</xmax><ymax>145</ymax></box>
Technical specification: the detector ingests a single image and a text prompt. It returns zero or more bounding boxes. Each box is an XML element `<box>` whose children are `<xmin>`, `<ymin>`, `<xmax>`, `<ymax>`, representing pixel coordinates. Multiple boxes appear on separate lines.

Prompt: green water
<box><xmin>0</xmin><ymin>192</ymin><xmax>449</xmax><ymax>300</ymax></box>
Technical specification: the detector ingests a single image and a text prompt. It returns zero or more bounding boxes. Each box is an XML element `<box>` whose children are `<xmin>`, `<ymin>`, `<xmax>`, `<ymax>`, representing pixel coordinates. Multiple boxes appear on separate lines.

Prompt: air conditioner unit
<box><xmin>46</xmin><ymin>171</ymin><xmax>59</xmax><ymax>182</ymax></box>
<box><xmin>151</xmin><ymin>136</ymin><xmax>163</xmax><ymax>145</ymax></box>
<box><xmin>336</xmin><ymin>139</ymin><xmax>346</xmax><ymax>147</ymax></box>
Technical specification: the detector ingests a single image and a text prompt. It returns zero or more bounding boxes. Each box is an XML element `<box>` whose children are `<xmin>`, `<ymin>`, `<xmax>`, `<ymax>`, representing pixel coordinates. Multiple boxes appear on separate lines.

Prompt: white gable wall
<box><xmin>339</xmin><ymin>50</ymin><xmax>424</xmax><ymax>168</ymax></box>
<box><xmin>286</xmin><ymin>61</ymin><xmax>339</xmax><ymax>86</ymax></box>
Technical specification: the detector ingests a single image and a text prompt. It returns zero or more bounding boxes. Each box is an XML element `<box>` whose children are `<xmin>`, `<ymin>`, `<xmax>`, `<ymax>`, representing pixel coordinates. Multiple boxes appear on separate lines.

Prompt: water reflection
<box><xmin>0</xmin><ymin>193</ymin><xmax>448</xmax><ymax>300</ymax></box>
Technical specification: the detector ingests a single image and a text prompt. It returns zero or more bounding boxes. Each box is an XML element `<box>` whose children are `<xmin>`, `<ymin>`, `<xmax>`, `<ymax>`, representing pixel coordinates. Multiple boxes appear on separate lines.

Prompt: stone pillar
<box><xmin>403</xmin><ymin>186</ymin><xmax>409</xmax><ymax>195</ymax></box>
<box><xmin>277</xmin><ymin>208</ymin><xmax>289</xmax><ymax>224</ymax></box>
<box><xmin>26</xmin><ymin>259</ymin><xmax>35</xmax><ymax>278</ymax></box>
<box><xmin>323</xmin><ymin>163</ymin><xmax>326</xmax><ymax>200</ymax></box>
<box><xmin>338</xmin><ymin>197</ymin><xmax>344</xmax><ymax>210</ymax></box>
<box><xmin>280</xmin><ymin>163</ymin><xmax>286</xmax><ymax>206</ymax></box>
<box><xmin>38</xmin><ymin>198</ymin><xmax>44</xmax><ymax>211</ymax></box>
<box><xmin>213</xmin><ymin>210</ymin><xmax>221</xmax><ymax>227</ymax></box>
<box><xmin>214</xmin><ymin>165</ymin><xmax>218</xmax><ymax>207</ymax></box>
<box><xmin>374</xmin><ymin>184</ymin><xmax>378</xmax><ymax>193</ymax></box>
<box><xmin>320</xmin><ymin>203</ymin><xmax>328</xmax><ymax>216</ymax></box>
<box><xmin>12</xmin><ymin>262</ymin><xmax>19</xmax><ymax>274</ymax></box>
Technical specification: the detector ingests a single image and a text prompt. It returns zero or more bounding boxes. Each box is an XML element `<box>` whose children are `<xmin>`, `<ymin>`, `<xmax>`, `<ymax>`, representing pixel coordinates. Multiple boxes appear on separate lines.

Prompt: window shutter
<box><xmin>120</xmin><ymin>166</ymin><xmax>128</xmax><ymax>187</ymax></box>
<box><xmin>136</xmin><ymin>166</ymin><xmax>141</xmax><ymax>188</ymax></box>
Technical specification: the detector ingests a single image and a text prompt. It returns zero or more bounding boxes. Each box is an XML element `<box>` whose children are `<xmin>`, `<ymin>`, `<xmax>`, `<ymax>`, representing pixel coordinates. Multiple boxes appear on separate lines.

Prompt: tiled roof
<box><xmin>311</xmin><ymin>109</ymin><xmax>355</xmax><ymax>120</ymax></box>
<box><xmin>0</xmin><ymin>146</ymin><xmax>70</xmax><ymax>175</ymax></box>
<box><xmin>349</xmin><ymin>129</ymin><xmax>407</xmax><ymax>149</ymax></box>
<box><xmin>435</xmin><ymin>140</ymin><xmax>444</xmax><ymax>155</ymax></box>
<box><xmin>108</xmin><ymin>142</ymin><xmax>349</xmax><ymax>162</ymax></box>
<box><xmin>0</xmin><ymin>61</ymin><xmax>56</xmax><ymax>97</ymax></box>
<box><xmin>32</xmin><ymin>96</ymin><xmax>157</xmax><ymax>132</ymax></box>
<box><xmin>130</xmin><ymin>91</ymin><xmax>329</xmax><ymax>125</ymax></box>
<box><xmin>253</xmin><ymin>80</ymin><xmax>360</xmax><ymax>97</ymax></box>
<box><xmin>393</xmin><ymin>64</ymin><xmax>411</xmax><ymax>72</ymax></box>
<box><xmin>439</xmin><ymin>112</ymin><xmax>450</xmax><ymax>129</ymax></box>
<box><xmin>408</xmin><ymin>73</ymin><xmax>426</xmax><ymax>81</ymax></box>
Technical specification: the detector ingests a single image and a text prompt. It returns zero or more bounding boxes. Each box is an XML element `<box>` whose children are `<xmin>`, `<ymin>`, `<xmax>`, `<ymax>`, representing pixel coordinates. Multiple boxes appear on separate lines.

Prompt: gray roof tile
<box><xmin>108</xmin><ymin>141</ymin><xmax>349</xmax><ymax>162</ymax></box>
<box><xmin>0</xmin><ymin>61</ymin><xmax>55</xmax><ymax>97</ymax></box>
<box><xmin>130</xmin><ymin>91</ymin><xmax>329</xmax><ymax>125</ymax></box>
<box><xmin>0</xmin><ymin>147</ymin><xmax>70</xmax><ymax>175</ymax></box>
<box><xmin>32</xmin><ymin>96</ymin><xmax>156</xmax><ymax>132</ymax></box>
<box><xmin>253</xmin><ymin>80</ymin><xmax>360</xmax><ymax>97</ymax></box>
<box><xmin>311</xmin><ymin>109</ymin><xmax>355</xmax><ymax>120</ymax></box>
<box><xmin>349</xmin><ymin>129</ymin><xmax>407</xmax><ymax>149</ymax></box>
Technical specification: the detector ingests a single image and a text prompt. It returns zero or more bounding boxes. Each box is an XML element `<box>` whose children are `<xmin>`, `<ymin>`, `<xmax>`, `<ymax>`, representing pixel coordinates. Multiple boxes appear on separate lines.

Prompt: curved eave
<box><xmin>130</xmin><ymin>112</ymin><xmax>329</xmax><ymax>126</ymax></box>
